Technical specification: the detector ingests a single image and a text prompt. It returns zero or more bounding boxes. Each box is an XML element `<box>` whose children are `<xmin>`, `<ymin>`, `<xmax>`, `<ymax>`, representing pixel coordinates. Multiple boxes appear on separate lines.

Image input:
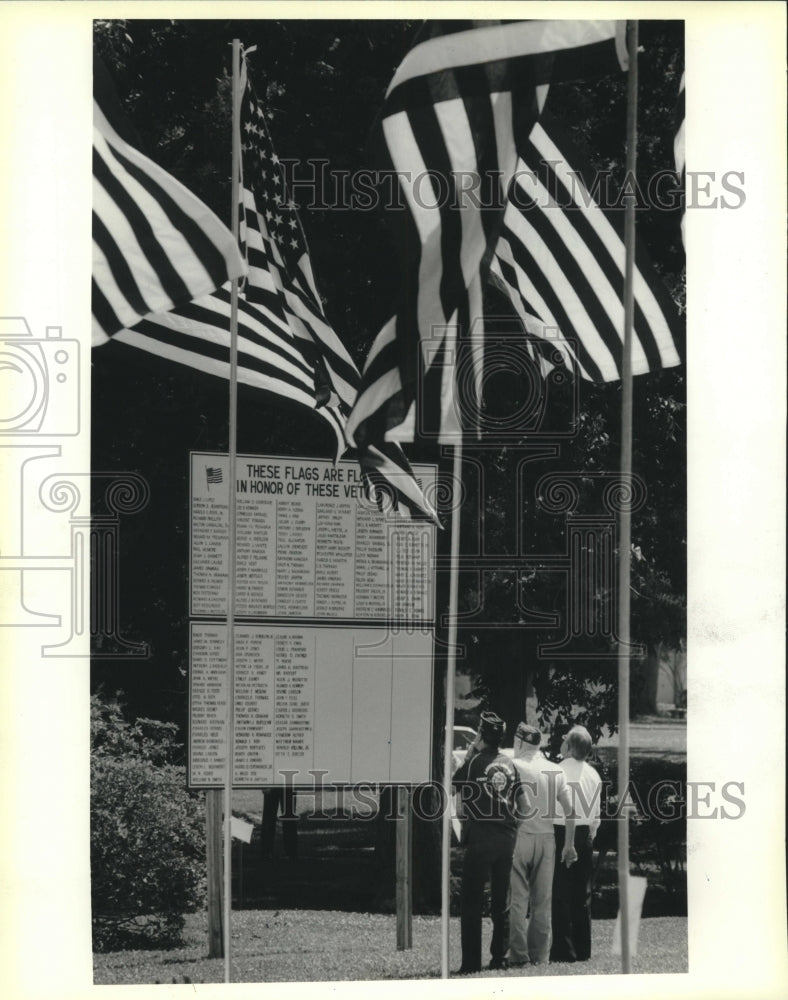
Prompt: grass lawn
<box><xmin>93</xmin><ymin>910</ymin><xmax>687</xmax><ymax>984</ymax></box>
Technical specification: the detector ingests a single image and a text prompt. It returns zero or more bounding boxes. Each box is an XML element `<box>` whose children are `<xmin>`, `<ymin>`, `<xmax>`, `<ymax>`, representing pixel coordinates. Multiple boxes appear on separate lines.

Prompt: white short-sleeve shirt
<box><xmin>554</xmin><ymin>757</ymin><xmax>602</xmax><ymax>837</ymax></box>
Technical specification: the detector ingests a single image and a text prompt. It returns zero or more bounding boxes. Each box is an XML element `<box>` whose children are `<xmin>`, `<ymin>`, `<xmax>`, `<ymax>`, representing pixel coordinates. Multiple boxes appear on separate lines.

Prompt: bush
<box><xmin>590</xmin><ymin>751</ymin><xmax>687</xmax><ymax>917</ymax></box>
<box><xmin>91</xmin><ymin>694</ymin><xmax>206</xmax><ymax>951</ymax></box>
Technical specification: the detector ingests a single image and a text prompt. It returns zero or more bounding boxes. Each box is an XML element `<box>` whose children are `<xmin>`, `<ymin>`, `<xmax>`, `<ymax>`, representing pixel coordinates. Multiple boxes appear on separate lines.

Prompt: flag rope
<box><xmin>617</xmin><ymin>19</ymin><xmax>640</xmax><ymax>975</ymax></box>
<box><xmin>222</xmin><ymin>37</ymin><xmax>243</xmax><ymax>984</ymax></box>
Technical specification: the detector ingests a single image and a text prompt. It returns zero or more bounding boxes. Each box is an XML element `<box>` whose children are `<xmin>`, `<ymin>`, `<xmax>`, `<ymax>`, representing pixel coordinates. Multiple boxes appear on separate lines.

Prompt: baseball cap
<box><xmin>515</xmin><ymin>722</ymin><xmax>541</xmax><ymax>746</ymax></box>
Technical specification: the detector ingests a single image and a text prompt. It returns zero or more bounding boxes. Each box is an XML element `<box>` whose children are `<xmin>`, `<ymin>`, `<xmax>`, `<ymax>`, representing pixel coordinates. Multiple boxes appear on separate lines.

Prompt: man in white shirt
<box><xmin>550</xmin><ymin>725</ymin><xmax>602</xmax><ymax>962</ymax></box>
<box><xmin>507</xmin><ymin>723</ymin><xmax>577</xmax><ymax>967</ymax></box>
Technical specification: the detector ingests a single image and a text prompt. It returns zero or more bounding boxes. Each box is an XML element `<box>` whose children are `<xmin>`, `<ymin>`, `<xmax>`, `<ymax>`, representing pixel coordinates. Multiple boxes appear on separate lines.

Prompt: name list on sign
<box><xmin>189</xmin><ymin>623</ymin><xmax>433</xmax><ymax>787</ymax></box>
<box><xmin>190</xmin><ymin>454</ymin><xmax>435</xmax><ymax>622</ymax></box>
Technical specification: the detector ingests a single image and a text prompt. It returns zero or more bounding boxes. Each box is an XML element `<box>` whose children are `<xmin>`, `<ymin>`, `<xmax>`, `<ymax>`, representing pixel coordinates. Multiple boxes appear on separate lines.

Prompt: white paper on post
<box><xmin>230</xmin><ymin>817</ymin><xmax>254</xmax><ymax>843</ymax></box>
<box><xmin>611</xmin><ymin>874</ymin><xmax>648</xmax><ymax>957</ymax></box>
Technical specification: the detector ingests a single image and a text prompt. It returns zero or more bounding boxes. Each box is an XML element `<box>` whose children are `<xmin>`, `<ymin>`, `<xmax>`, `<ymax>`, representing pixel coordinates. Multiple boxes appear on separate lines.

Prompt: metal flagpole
<box><xmin>440</xmin><ymin>437</ymin><xmax>463</xmax><ymax>978</ymax></box>
<box><xmin>617</xmin><ymin>19</ymin><xmax>640</xmax><ymax>975</ymax></box>
<box><xmin>223</xmin><ymin>37</ymin><xmax>243</xmax><ymax>984</ymax></box>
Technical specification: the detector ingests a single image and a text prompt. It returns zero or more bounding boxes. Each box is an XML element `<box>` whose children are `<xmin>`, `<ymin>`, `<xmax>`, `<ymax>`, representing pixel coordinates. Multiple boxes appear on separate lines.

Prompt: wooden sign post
<box><xmin>205</xmin><ymin>789</ymin><xmax>223</xmax><ymax>958</ymax></box>
<box><xmin>396</xmin><ymin>785</ymin><xmax>413</xmax><ymax>950</ymax></box>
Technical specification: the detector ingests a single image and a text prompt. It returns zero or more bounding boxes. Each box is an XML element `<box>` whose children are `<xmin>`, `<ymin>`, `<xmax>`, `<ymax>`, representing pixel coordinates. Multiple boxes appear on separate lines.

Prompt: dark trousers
<box><xmin>550</xmin><ymin>824</ymin><xmax>594</xmax><ymax>962</ymax></box>
<box><xmin>261</xmin><ymin>787</ymin><xmax>298</xmax><ymax>859</ymax></box>
<box><xmin>460</xmin><ymin>826</ymin><xmax>515</xmax><ymax>971</ymax></box>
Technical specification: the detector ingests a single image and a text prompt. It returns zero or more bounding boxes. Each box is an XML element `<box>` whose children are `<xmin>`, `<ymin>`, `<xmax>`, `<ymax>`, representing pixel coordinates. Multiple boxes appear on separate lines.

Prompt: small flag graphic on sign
<box><xmin>206</xmin><ymin>467</ymin><xmax>223</xmax><ymax>486</ymax></box>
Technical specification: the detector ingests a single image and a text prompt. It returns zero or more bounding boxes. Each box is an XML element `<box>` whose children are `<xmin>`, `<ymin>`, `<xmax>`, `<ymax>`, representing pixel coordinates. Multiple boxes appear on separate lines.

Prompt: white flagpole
<box><xmin>440</xmin><ymin>437</ymin><xmax>463</xmax><ymax>978</ymax></box>
<box><xmin>223</xmin><ymin>37</ymin><xmax>242</xmax><ymax>984</ymax></box>
<box><xmin>617</xmin><ymin>19</ymin><xmax>639</xmax><ymax>975</ymax></box>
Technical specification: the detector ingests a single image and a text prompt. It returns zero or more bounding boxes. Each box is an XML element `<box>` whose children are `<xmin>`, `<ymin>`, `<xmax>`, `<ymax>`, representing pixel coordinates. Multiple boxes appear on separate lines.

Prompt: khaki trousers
<box><xmin>507</xmin><ymin>830</ymin><xmax>556</xmax><ymax>965</ymax></box>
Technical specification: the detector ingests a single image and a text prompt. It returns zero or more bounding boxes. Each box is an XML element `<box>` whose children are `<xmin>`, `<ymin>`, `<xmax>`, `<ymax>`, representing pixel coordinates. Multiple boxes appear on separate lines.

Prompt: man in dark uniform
<box><xmin>452</xmin><ymin>711</ymin><xmax>518</xmax><ymax>974</ymax></box>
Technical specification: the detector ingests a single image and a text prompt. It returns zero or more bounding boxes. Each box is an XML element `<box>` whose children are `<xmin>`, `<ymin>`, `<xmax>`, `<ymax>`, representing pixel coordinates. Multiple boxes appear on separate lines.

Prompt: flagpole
<box><xmin>617</xmin><ymin>19</ymin><xmax>639</xmax><ymax>975</ymax></box>
<box><xmin>440</xmin><ymin>437</ymin><xmax>463</xmax><ymax>978</ymax></box>
<box><xmin>223</xmin><ymin>36</ymin><xmax>242</xmax><ymax>984</ymax></box>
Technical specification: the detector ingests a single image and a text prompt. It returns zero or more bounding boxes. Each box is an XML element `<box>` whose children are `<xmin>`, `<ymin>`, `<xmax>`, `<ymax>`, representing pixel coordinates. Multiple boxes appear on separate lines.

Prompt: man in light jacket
<box><xmin>507</xmin><ymin>723</ymin><xmax>577</xmax><ymax>967</ymax></box>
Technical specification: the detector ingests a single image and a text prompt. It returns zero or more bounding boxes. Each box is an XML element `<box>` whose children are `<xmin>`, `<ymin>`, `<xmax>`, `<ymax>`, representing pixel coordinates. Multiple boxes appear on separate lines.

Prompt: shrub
<box><xmin>590</xmin><ymin>751</ymin><xmax>687</xmax><ymax>917</ymax></box>
<box><xmin>91</xmin><ymin>693</ymin><xmax>206</xmax><ymax>951</ymax></box>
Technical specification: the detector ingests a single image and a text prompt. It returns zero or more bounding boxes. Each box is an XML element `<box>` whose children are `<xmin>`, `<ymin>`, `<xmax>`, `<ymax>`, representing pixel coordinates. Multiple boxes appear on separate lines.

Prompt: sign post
<box><xmin>205</xmin><ymin>788</ymin><xmax>223</xmax><ymax>958</ymax></box>
<box><xmin>396</xmin><ymin>785</ymin><xmax>413</xmax><ymax>950</ymax></box>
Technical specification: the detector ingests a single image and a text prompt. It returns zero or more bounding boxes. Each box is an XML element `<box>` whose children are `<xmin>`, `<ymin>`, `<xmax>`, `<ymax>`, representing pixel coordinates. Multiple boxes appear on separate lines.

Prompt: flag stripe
<box><xmin>674</xmin><ymin>71</ymin><xmax>686</xmax><ymax>248</ymax></box>
<box><xmin>385</xmin><ymin>20</ymin><xmax>625</xmax><ymax>110</ymax></box>
<box><xmin>674</xmin><ymin>72</ymin><xmax>685</xmax><ymax>176</ymax></box>
<box><xmin>92</xmin><ymin>209</ymin><xmax>151</xmax><ymax>321</ymax></box>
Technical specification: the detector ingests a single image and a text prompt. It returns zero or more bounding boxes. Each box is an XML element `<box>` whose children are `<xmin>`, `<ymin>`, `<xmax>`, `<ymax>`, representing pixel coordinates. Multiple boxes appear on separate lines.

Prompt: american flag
<box><xmin>346</xmin><ymin>20</ymin><xmax>629</xmax><ymax>448</ymax></box>
<box><xmin>100</xmin><ymin>52</ymin><xmax>435</xmax><ymax>520</ymax></box>
<box><xmin>107</xmin><ymin>57</ymin><xmax>355</xmax><ymax>459</ymax></box>
<box><xmin>91</xmin><ymin>54</ymin><xmax>245</xmax><ymax>343</ymax></box>
<box><xmin>489</xmin><ymin>113</ymin><xmax>685</xmax><ymax>382</ymax></box>
<box><xmin>236</xmin><ymin>65</ymin><xmax>360</xmax><ymax>424</ymax></box>
<box><xmin>206</xmin><ymin>466</ymin><xmax>223</xmax><ymax>486</ymax></box>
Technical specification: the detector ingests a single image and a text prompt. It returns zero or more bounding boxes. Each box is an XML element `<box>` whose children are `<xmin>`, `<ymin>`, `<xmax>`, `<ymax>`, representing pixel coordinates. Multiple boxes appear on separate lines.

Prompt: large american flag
<box><xmin>107</xmin><ymin>58</ymin><xmax>355</xmax><ymax>458</ymax></box>
<box><xmin>98</xmin><ymin>53</ymin><xmax>436</xmax><ymax>519</ymax></box>
<box><xmin>346</xmin><ymin>20</ymin><xmax>629</xmax><ymax>448</ymax></box>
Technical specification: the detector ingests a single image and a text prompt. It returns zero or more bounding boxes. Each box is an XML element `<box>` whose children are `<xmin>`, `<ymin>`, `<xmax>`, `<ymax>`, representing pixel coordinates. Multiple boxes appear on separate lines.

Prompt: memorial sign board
<box><xmin>188</xmin><ymin>452</ymin><xmax>438</xmax><ymax>787</ymax></box>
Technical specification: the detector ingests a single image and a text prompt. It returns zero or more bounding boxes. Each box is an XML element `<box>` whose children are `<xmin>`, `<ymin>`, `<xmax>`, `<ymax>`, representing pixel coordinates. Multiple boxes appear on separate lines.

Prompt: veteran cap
<box><xmin>478</xmin><ymin>711</ymin><xmax>506</xmax><ymax>747</ymax></box>
<box><xmin>515</xmin><ymin>722</ymin><xmax>542</xmax><ymax>746</ymax></box>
